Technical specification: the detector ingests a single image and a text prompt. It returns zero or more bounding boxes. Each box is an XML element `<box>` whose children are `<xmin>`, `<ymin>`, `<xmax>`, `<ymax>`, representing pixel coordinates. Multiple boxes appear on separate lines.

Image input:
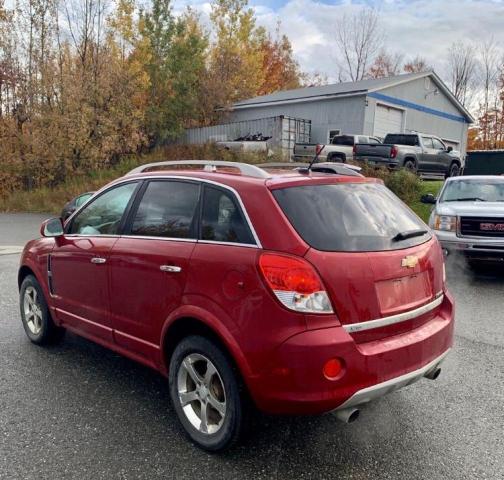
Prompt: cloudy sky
<box><xmin>172</xmin><ymin>0</ymin><xmax>504</xmax><ymax>83</ymax></box>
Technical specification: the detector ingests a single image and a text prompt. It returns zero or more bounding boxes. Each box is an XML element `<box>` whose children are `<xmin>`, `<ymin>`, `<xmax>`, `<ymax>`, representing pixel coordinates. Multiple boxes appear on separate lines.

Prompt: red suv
<box><xmin>18</xmin><ymin>160</ymin><xmax>454</xmax><ymax>451</ymax></box>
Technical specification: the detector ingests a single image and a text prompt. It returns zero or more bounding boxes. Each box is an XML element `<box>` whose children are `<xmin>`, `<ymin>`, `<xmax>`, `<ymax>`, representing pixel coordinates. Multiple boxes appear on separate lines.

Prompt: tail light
<box><xmin>390</xmin><ymin>145</ymin><xmax>398</xmax><ymax>159</ymax></box>
<box><xmin>258</xmin><ymin>253</ymin><xmax>333</xmax><ymax>314</ymax></box>
<box><xmin>352</xmin><ymin>144</ymin><xmax>356</xmax><ymax>155</ymax></box>
<box><xmin>315</xmin><ymin>144</ymin><xmax>323</xmax><ymax>156</ymax></box>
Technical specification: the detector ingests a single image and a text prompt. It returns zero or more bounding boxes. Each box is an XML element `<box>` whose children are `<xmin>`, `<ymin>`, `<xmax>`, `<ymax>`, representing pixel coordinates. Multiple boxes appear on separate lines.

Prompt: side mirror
<box><xmin>420</xmin><ymin>193</ymin><xmax>437</xmax><ymax>205</ymax></box>
<box><xmin>447</xmin><ymin>146</ymin><xmax>453</xmax><ymax>153</ymax></box>
<box><xmin>40</xmin><ymin>218</ymin><xmax>64</xmax><ymax>237</ymax></box>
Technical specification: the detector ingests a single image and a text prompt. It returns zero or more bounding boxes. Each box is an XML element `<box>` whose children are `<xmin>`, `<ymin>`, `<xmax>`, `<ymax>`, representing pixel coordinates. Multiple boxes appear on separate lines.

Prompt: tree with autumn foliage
<box><xmin>257</xmin><ymin>25</ymin><xmax>302</xmax><ymax>96</ymax></box>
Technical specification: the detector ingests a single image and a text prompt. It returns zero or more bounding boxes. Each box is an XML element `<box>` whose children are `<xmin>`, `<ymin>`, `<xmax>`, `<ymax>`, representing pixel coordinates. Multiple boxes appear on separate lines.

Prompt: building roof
<box><xmin>232</xmin><ymin>71</ymin><xmax>474</xmax><ymax>123</ymax></box>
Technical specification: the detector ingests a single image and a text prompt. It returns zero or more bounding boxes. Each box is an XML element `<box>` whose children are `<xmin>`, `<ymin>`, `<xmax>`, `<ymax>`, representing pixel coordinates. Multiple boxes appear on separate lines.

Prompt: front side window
<box><xmin>201</xmin><ymin>186</ymin><xmax>255</xmax><ymax>245</ymax></box>
<box><xmin>422</xmin><ymin>136</ymin><xmax>434</xmax><ymax>148</ymax></box>
<box><xmin>432</xmin><ymin>138</ymin><xmax>445</xmax><ymax>150</ymax></box>
<box><xmin>129</xmin><ymin>181</ymin><xmax>200</xmax><ymax>238</ymax></box>
<box><xmin>273</xmin><ymin>183</ymin><xmax>430</xmax><ymax>252</ymax></box>
<box><xmin>68</xmin><ymin>182</ymin><xmax>137</xmax><ymax>235</ymax></box>
<box><xmin>75</xmin><ymin>193</ymin><xmax>94</xmax><ymax>207</ymax></box>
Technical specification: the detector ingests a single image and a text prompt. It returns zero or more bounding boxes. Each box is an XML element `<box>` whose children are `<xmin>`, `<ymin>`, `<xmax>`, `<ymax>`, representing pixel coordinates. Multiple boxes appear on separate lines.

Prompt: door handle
<box><xmin>91</xmin><ymin>257</ymin><xmax>106</xmax><ymax>264</ymax></box>
<box><xmin>160</xmin><ymin>265</ymin><xmax>182</xmax><ymax>273</ymax></box>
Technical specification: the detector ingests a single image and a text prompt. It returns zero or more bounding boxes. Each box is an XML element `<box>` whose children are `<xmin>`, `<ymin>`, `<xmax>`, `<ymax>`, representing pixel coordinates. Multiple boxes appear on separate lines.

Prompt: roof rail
<box><xmin>127</xmin><ymin>160</ymin><xmax>270</xmax><ymax>179</ymax></box>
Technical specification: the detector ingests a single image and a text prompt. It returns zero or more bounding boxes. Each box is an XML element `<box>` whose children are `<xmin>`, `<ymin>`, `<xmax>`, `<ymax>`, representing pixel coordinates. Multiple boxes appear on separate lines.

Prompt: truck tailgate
<box><xmin>355</xmin><ymin>144</ymin><xmax>392</xmax><ymax>159</ymax></box>
<box><xmin>293</xmin><ymin>143</ymin><xmax>317</xmax><ymax>156</ymax></box>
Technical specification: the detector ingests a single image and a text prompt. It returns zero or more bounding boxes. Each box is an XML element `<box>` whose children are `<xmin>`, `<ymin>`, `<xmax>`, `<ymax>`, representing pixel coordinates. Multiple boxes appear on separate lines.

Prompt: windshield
<box><xmin>273</xmin><ymin>183</ymin><xmax>430</xmax><ymax>252</ymax></box>
<box><xmin>440</xmin><ymin>179</ymin><xmax>504</xmax><ymax>202</ymax></box>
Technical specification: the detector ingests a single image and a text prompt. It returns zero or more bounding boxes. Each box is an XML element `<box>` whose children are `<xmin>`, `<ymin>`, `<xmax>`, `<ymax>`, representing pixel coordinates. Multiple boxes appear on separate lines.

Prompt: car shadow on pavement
<box><xmin>18</xmin><ymin>329</ymin><xmax>456</xmax><ymax>480</ymax></box>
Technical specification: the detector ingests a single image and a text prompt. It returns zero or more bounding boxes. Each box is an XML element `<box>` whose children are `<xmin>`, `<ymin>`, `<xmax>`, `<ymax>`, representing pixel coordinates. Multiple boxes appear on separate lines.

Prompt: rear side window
<box><xmin>384</xmin><ymin>134</ymin><xmax>419</xmax><ymax>146</ymax></box>
<box><xmin>201</xmin><ymin>186</ymin><xmax>255</xmax><ymax>245</ymax></box>
<box><xmin>273</xmin><ymin>183</ymin><xmax>430</xmax><ymax>252</ymax></box>
<box><xmin>129</xmin><ymin>181</ymin><xmax>200</xmax><ymax>238</ymax></box>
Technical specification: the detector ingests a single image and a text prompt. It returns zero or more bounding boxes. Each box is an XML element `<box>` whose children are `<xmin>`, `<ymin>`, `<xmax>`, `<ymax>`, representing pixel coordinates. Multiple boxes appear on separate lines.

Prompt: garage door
<box><xmin>374</xmin><ymin>104</ymin><xmax>404</xmax><ymax>138</ymax></box>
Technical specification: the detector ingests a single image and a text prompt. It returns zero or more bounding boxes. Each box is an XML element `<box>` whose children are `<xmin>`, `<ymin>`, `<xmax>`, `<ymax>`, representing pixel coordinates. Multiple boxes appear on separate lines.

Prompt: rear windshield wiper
<box><xmin>392</xmin><ymin>229</ymin><xmax>428</xmax><ymax>242</ymax></box>
<box><xmin>445</xmin><ymin>197</ymin><xmax>486</xmax><ymax>202</ymax></box>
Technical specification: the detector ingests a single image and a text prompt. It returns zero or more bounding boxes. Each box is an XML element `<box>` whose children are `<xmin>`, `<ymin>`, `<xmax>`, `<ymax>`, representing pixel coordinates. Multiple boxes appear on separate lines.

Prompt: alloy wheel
<box><xmin>177</xmin><ymin>353</ymin><xmax>227</xmax><ymax>435</ymax></box>
<box><xmin>23</xmin><ymin>286</ymin><xmax>43</xmax><ymax>335</ymax></box>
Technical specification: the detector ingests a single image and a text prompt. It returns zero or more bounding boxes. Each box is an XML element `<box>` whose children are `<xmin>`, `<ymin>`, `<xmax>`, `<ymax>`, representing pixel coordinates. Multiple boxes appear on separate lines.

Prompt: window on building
<box><xmin>328</xmin><ymin>129</ymin><xmax>341</xmax><ymax>143</ymax></box>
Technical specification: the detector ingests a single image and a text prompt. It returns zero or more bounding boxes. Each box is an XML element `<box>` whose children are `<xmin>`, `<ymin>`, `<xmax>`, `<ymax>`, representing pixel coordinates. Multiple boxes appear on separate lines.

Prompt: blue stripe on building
<box><xmin>368</xmin><ymin>92</ymin><xmax>467</xmax><ymax>123</ymax></box>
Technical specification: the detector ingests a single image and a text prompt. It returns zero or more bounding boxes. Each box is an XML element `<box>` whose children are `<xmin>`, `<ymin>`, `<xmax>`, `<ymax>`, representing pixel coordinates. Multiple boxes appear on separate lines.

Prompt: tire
<box><xmin>169</xmin><ymin>335</ymin><xmax>248</xmax><ymax>452</ymax></box>
<box><xmin>404</xmin><ymin>159</ymin><xmax>417</xmax><ymax>173</ymax></box>
<box><xmin>19</xmin><ymin>275</ymin><xmax>65</xmax><ymax>345</ymax></box>
<box><xmin>446</xmin><ymin>162</ymin><xmax>460</xmax><ymax>179</ymax></box>
<box><xmin>327</xmin><ymin>153</ymin><xmax>346</xmax><ymax>163</ymax></box>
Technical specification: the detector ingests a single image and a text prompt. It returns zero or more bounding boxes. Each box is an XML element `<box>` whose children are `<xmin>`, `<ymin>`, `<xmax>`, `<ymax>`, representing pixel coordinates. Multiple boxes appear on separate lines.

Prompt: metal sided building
<box><xmin>228</xmin><ymin>71</ymin><xmax>474</xmax><ymax>155</ymax></box>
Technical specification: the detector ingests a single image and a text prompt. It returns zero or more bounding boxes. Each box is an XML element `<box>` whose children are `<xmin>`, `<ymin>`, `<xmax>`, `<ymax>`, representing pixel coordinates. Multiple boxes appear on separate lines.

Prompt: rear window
<box><xmin>273</xmin><ymin>183</ymin><xmax>431</xmax><ymax>252</ymax></box>
<box><xmin>384</xmin><ymin>134</ymin><xmax>419</xmax><ymax>146</ymax></box>
<box><xmin>331</xmin><ymin>135</ymin><xmax>354</xmax><ymax>146</ymax></box>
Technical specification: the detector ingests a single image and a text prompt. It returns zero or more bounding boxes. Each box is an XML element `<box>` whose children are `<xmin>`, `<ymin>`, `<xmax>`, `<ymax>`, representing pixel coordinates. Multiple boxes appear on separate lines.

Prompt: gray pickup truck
<box><xmin>354</xmin><ymin>133</ymin><xmax>462</xmax><ymax>177</ymax></box>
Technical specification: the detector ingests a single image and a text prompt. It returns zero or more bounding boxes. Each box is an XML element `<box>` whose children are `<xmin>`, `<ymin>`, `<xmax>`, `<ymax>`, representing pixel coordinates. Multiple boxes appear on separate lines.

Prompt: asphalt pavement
<box><xmin>0</xmin><ymin>214</ymin><xmax>503</xmax><ymax>479</ymax></box>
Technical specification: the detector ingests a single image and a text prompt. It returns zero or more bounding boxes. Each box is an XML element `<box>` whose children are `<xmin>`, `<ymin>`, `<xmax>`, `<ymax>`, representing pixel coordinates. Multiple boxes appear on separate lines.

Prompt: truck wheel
<box><xmin>446</xmin><ymin>162</ymin><xmax>460</xmax><ymax>178</ymax></box>
<box><xmin>327</xmin><ymin>153</ymin><xmax>346</xmax><ymax>163</ymax></box>
<box><xmin>20</xmin><ymin>275</ymin><xmax>65</xmax><ymax>345</ymax></box>
<box><xmin>404</xmin><ymin>159</ymin><xmax>417</xmax><ymax>173</ymax></box>
<box><xmin>169</xmin><ymin>335</ymin><xmax>248</xmax><ymax>452</ymax></box>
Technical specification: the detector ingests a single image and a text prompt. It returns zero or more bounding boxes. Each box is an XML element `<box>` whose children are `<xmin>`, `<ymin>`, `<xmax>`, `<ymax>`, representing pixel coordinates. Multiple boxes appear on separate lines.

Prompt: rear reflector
<box><xmin>259</xmin><ymin>253</ymin><xmax>333</xmax><ymax>314</ymax></box>
<box><xmin>323</xmin><ymin>358</ymin><xmax>344</xmax><ymax>380</ymax></box>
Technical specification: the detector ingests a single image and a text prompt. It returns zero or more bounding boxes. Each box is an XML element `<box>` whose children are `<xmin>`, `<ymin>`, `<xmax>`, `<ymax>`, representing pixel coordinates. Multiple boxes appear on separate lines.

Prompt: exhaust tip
<box><xmin>425</xmin><ymin>367</ymin><xmax>441</xmax><ymax>380</ymax></box>
<box><xmin>347</xmin><ymin>409</ymin><xmax>360</xmax><ymax>423</ymax></box>
<box><xmin>333</xmin><ymin>407</ymin><xmax>360</xmax><ymax>424</ymax></box>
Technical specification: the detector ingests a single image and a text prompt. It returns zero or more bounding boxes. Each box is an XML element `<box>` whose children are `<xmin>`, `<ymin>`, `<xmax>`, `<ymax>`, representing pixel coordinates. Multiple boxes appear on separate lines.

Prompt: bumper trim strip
<box><xmin>333</xmin><ymin>348</ymin><xmax>451</xmax><ymax>411</ymax></box>
<box><xmin>343</xmin><ymin>294</ymin><xmax>444</xmax><ymax>333</ymax></box>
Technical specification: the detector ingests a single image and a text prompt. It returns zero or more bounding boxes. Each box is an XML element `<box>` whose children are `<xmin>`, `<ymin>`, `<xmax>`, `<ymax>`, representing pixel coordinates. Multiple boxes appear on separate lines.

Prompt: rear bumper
<box><xmin>333</xmin><ymin>348</ymin><xmax>450</xmax><ymax>411</ymax></box>
<box><xmin>248</xmin><ymin>292</ymin><xmax>454</xmax><ymax>415</ymax></box>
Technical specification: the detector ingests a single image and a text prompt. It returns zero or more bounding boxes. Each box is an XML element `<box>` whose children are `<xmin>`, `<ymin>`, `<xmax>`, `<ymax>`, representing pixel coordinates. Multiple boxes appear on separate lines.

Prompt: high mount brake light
<box><xmin>259</xmin><ymin>253</ymin><xmax>334</xmax><ymax>314</ymax></box>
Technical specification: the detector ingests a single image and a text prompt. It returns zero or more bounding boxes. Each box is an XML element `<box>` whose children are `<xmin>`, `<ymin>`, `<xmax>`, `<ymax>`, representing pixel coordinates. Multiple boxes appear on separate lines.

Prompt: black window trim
<box><xmin>198</xmin><ymin>183</ymin><xmax>256</xmax><ymax>248</ymax></box>
<box><xmin>122</xmin><ymin>178</ymin><xmax>202</xmax><ymax>241</ymax></box>
<box><xmin>86</xmin><ymin>175</ymin><xmax>262</xmax><ymax>248</ymax></box>
<box><xmin>64</xmin><ymin>180</ymin><xmax>142</xmax><ymax>237</ymax></box>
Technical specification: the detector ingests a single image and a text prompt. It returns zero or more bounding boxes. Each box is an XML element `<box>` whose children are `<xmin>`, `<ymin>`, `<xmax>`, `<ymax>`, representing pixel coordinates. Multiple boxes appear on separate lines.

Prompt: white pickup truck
<box><xmin>293</xmin><ymin>134</ymin><xmax>382</xmax><ymax>162</ymax></box>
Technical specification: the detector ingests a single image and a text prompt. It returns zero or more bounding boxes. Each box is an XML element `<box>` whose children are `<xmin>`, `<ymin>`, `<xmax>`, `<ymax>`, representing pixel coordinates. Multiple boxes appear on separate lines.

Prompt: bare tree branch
<box><xmin>334</xmin><ymin>8</ymin><xmax>384</xmax><ymax>82</ymax></box>
<box><xmin>447</xmin><ymin>41</ymin><xmax>478</xmax><ymax>107</ymax></box>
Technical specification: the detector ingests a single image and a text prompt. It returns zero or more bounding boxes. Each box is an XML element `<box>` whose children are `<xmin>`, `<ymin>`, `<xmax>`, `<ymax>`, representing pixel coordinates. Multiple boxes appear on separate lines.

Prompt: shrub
<box><xmin>358</xmin><ymin>165</ymin><xmax>423</xmax><ymax>204</ymax></box>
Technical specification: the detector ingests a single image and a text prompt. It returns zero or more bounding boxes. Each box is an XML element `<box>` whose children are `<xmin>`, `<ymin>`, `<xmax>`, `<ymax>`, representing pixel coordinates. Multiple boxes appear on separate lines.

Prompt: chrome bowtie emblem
<box><xmin>401</xmin><ymin>255</ymin><xmax>419</xmax><ymax>268</ymax></box>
